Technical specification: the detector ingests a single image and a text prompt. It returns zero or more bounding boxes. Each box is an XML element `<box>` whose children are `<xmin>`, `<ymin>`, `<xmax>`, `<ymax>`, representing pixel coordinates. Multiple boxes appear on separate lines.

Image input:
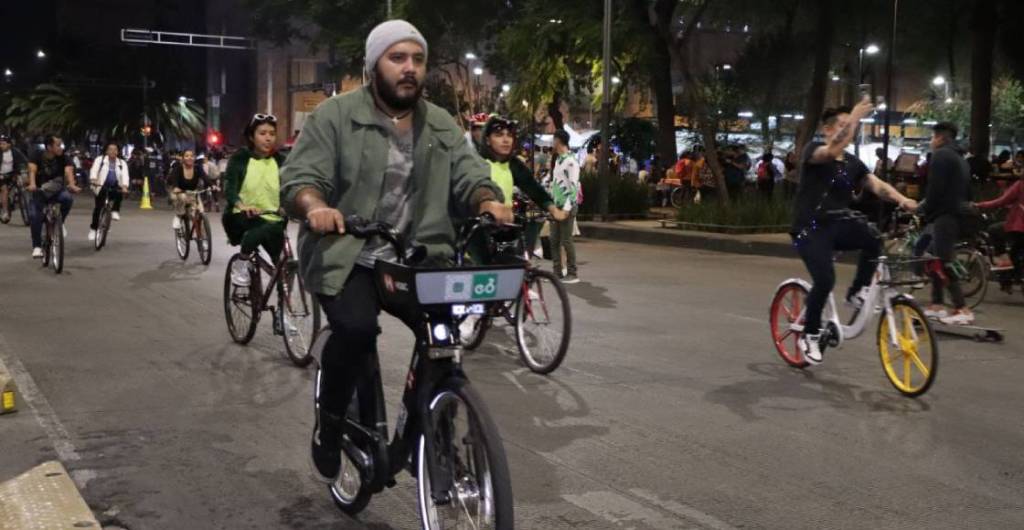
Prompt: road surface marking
<box><xmin>629</xmin><ymin>488</ymin><xmax>737</xmax><ymax>530</ymax></box>
<box><xmin>502</xmin><ymin>371</ymin><xmax>528</xmax><ymax>393</ymax></box>
<box><xmin>562</xmin><ymin>490</ymin><xmax>690</xmax><ymax>529</ymax></box>
<box><xmin>0</xmin><ymin>332</ymin><xmax>96</xmax><ymax>488</ymax></box>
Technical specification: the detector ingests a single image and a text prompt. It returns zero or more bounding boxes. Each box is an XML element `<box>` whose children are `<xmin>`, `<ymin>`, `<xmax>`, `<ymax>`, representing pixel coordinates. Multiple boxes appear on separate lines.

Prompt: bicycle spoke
<box><xmin>903</xmin><ymin>356</ymin><xmax>911</xmax><ymax>388</ymax></box>
<box><xmin>907</xmin><ymin>350</ymin><xmax>930</xmax><ymax>379</ymax></box>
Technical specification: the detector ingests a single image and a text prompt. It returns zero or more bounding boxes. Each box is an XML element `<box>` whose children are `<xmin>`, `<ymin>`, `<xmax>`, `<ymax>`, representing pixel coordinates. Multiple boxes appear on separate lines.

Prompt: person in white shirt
<box><xmin>549</xmin><ymin>130</ymin><xmax>581</xmax><ymax>283</ymax></box>
<box><xmin>88</xmin><ymin>142</ymin><xmax>130</xmax><ymax>240</ymax></box>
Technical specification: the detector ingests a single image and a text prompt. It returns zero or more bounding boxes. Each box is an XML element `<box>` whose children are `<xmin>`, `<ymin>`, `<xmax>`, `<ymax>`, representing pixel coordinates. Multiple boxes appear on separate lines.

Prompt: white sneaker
<box><xmin>799</xmin><ymin>333</ymin><xmax>823</xmax><ymax>365</ymax></box>
<box><xmin>31</xmin><ymin>247</ymin><xmax>43</xmax><ymax>259</ymax></box>
<box><xmin>87</xmin><ymin>229</ymin><xmax>96</xmax><ymax>241</ymax></box>
<box><xmin>459</xmin><ymin>315</ymin><xmax>480</xmax><ymax>339</ymax></box>
<box><xmin>172</xmin><ymin>216</ymin><xmax>181</xmax><ymax>230</ymax></box>
<box><xmin>231</xmin><ymin>259</ymin><xmax>251</xmax><ymax>287</ymax></box>
<box><xmin>111</xmin><ymin>212</ymin><xmax>120</xmax><ymax>221</ymax></box>
<box><xmin>845</xmin><ymin>286</ymin><xmax>870</xmax><ymax>310</ymax></box>
<box><xmin>939</xmin><ymin>310</ymin><xmax>975</xmax><ymax>326</ymax></box>
<box><xmin>528</xmin><ymin>288</ymin><xmax>540</xmax><ymax>300</ymax></box>
<box><xmin>923</xmin><ymin>306</ymin><xmax>949</xmax><ymax>319</ymax></box>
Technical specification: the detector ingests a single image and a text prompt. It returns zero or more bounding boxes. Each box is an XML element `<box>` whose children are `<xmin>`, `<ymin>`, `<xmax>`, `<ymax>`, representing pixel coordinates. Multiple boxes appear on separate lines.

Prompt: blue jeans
<box><xmin>30</xmin><ymin>190</ymin><xmax>73</xmax><ymax>248</ymax></box>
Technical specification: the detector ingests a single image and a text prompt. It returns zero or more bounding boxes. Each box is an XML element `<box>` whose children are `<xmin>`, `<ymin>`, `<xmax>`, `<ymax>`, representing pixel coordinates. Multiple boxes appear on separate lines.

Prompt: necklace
<box><xmin>374</xmin><ymin>99</ymin><xmax>413</xmax><ymax>125</ymax></box>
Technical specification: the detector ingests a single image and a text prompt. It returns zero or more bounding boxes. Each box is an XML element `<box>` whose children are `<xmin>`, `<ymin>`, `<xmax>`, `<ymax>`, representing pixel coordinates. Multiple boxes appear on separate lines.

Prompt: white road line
<box><xmin>0</xmin><ymin>332</ymin><xmax>95</xmax><ymax>488</ymax></box>
<box><xmin>629</xmin><ymin>489</ymin><xmax>737</xmax><ymax>530</ymax></box>
<box><xmin>502</xmin><ymin>371</ymin><xmax>528</xmax><ymax>393</ymax></box>
<box><xmin>562</xmin><ymin>490</ymin><xmax>687</xmax><ymax>529</ymax></box>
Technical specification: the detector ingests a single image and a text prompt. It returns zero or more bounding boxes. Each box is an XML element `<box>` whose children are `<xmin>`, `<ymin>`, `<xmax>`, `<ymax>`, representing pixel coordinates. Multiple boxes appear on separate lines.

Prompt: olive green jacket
<box><xmin>280</xmin><ymin>86</ymin><xmax>503</xmax><ymax>296</ymax></box>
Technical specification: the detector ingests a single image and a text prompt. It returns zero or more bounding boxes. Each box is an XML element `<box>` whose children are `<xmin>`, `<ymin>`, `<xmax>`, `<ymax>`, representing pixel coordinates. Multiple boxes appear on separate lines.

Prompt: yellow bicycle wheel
<box><xmin>877</xmin><ymin>299</ymin><xmax>938</xmax><ymax>397</ymax></box>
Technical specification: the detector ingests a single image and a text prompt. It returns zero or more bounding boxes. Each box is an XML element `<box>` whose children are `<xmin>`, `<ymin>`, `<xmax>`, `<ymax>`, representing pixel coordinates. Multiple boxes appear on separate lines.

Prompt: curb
<box><xmin>0</xmin><ymin>461</ymin><xmax>100</xmax><ymax>529</ymax></box>
<box><xmin>580</xmin><ymin>222</ymin><xmax>796</xmax><ymax>259</ymax></box>
<box><xmin>0</xmin><ymin>360</ymin><xmax>17</xmax><ymax>415</ymax></box>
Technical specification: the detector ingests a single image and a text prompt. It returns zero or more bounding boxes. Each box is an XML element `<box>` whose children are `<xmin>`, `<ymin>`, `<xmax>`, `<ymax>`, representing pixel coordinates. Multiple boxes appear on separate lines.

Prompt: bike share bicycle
<box><xmin>459</xmin><ymin>198</ymin><xmax>571</xmax><ymax>374</ymax></box>
<box><xmin>310</xmin><ymin>213</ymin><xmax>514</xmax><ymax>529</ymax></box>
<box><xmin>173</xmin><ymin>189</ymin><xmax>214</xmax><ymax>265</ymax></box>
<box><xmin>223</xmin><ymin>211</ymin><xmax>321</xmax><ymax>366</ymax></box>
<box><xmin>771</xmin><ymin>210</ymin><xmax>939</xmax><ymax>397</ymax></box>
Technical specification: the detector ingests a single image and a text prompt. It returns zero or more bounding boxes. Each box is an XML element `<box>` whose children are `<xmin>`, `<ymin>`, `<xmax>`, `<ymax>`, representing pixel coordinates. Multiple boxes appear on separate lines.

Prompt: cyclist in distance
<box><xmin>27</xmin><ymin>135</ymin><xmax>81</xmax><ymax>258</ymax></box>
<box><xmin>280</xmin><ymin>20</ymin><xmax>512</xmax><ymax>483</ymax></box>
<box><xmin>790</xmin><ymin>99</ymin><xmax>917</xmax><ymax>364</ymax></box>
<box><xmin>88</xmin><ymin>142</ymin><xmax>130</xmax><ymax>241</ymax></box>
<box><xmin>222</xmin><ymin>115</ymin><xmax>288</xmax><ymax>286</ymax></box>
<box><xmin>0</xmin><ymin>134</ymin><xmax>28</xmax><ymax>224</ymax></box>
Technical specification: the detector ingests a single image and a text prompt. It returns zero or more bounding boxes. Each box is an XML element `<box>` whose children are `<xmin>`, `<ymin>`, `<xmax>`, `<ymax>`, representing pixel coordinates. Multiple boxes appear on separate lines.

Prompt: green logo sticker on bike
<box><xmin>471</xmin><ymin>273</ymin><xmax>498</xmax><ymax>300</ymax></box>
<box><xmin>444</xmin><ymin>273</ymin><xmax>499</xmax><ymax>301</ymax></box>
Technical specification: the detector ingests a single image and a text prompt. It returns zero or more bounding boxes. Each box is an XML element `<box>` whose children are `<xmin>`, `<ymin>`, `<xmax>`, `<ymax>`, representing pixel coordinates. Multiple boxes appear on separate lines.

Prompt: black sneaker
<box><xmin>310</xmin><ymin>409</ymin><xmax>343</xmax><ymax>483</ymax></box>
<box><xmin>562</xmin><ymin>274</ymin><xmax>580</xmax><ymax>284</ymax></box>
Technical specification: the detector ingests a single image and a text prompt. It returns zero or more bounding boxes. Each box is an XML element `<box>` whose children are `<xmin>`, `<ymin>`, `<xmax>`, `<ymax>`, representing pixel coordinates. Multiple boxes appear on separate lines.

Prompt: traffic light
<box><xmin>207</xmin><ymin>130</ymin><xmax>222</xmax><ymax>146</ymax></box>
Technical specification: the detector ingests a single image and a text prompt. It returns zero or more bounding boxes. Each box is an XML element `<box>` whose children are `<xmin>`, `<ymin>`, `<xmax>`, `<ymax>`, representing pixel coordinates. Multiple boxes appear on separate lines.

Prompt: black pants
<box><xmin>90</xmin><ymin>186</ymin><xmax>123</xmax><ymax>230</ymax></box>
<box><xmin>914</xmin><ymin>215</ymin><xmax>966</xmax><ymax>308</ymax></box>
<box><xmin>757</xmin><ymin>179</ymin><xmax>774</xmax><ymax>199</ymax></box>
<box><xmin>795</xmin><ymin>219</ymin><xmax>882</xmax><ymax>335</ymax></box>
<box><xmin>316</xmin><ymin>266</ymin><xmax>416</xmax><ymax>414</ymax></box>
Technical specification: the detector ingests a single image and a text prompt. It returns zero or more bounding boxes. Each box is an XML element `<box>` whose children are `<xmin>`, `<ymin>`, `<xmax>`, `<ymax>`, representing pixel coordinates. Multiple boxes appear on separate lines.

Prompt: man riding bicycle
<box><xmin>279</xmin><ymin>20</ymin><xmax>513</xmax><ymax>483</ymax></box>
<box><xmin>791</xmin><ymin>100</ymin><xmax>917</xmax><ymax>364</ymax></box>
<box><xmin>0</xmin><ymin>134</ymin><xmax>29</xmax><ymax>224</ymax></box>
<box><xmin>28</xmin><ymin>135</ymin><xmax>81</xmax><ymax>258</ymax></box>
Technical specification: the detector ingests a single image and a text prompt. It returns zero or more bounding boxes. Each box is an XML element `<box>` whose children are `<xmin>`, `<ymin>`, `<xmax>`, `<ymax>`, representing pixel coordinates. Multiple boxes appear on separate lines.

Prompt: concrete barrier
<box><xmin>0</xmin><ymin>461</ymin><xmax>99</xmax><ymax>529</ymax></box>
<box><xmin>0</xmin><ymin>361</ymin><xmax>16</xmax><ymax>415</ymax></box>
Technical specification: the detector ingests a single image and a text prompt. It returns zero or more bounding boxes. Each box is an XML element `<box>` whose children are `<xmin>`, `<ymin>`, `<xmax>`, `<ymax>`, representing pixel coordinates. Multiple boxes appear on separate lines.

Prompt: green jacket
<box><xmin>280</xmin><ymin>86</ymin><xmax>503</xmax><ymax>296</ymax></box>
<box><xmin>222</xmin><ymin>147</ymin><xmax>287</xmax><ymax>220</ymax></box>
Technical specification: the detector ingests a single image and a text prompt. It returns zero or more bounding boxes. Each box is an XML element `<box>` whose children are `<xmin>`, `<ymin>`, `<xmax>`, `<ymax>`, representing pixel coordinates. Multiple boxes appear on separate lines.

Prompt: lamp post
<box><xmin>932</xmin><ymin>75</ymin><xmax>950</xmax><ymax>100</ymax></box>
<box><xmin>598</xmin><ymin>0</ymin><xmax>612</xmax><ymax>219</ymax></box>
<box><xmin>855</xmin><ymin>43</ymin><xmax>880</xmax><ymax>157</ymax></box>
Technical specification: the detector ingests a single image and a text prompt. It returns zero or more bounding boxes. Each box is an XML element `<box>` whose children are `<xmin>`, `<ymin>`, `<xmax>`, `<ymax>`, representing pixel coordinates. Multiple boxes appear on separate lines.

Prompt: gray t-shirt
<box><xmin>356</xmin><ymin>113</ymin><xmax>415</xmax><ymax>267</ymax></box>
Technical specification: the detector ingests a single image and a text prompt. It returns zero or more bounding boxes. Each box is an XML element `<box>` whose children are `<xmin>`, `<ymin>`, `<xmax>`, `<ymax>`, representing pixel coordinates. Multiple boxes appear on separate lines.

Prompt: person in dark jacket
<box><xmin>471</xmin><ymin>115</ymin><xmax>568</xmax><ymax>263</ymax></box>
<box><xmin>168</xmin><ymin>149</ymin><xmax>208</xmax><ymax>230</ymax></box>
<box><xmin>0</xmin><ymin>134</ymin><xmax>29</xmax><ymax>223</ymax></box>
<box><xmin>222</xmin><ymin>114</ymin><xmax>287</xmax><ymax>286</ymax></box>
<box><xmin>914</xmin><ymin>122</ymin><xmax>973</xmax><ymax>325</ymax></box>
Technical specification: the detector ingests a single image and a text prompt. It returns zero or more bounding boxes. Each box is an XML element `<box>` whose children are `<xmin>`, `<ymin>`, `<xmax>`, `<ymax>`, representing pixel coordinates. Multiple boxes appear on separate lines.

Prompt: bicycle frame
<box><xmin>788</xmin><ymin>258</ymin><xmax>910</xmax><ymax>348</ymax></box>
<box><xmin>249</xmin><ymin>236</ymin><xmax>300</xmax><ymax>314</ymax></box>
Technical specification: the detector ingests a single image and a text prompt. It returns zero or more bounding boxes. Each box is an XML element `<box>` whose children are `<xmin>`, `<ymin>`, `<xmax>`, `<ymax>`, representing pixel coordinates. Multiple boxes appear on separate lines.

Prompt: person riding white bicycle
<box><xmin>790</xmin><ymin>99</ymin><xmax>917</xmax><ymax>364</ymax></box>
<box><xmin>279</xmin><ymin>20</ymin><xmax>513</xmax><ymax>483</ymax></box>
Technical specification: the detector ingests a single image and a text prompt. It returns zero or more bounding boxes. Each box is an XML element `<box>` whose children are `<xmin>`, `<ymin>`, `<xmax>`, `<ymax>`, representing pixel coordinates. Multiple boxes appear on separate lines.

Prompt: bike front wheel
<box><xmin>51</xmin><ymin>216</ymin><xmax>64</xmax><ymax>274</ymax></box>
<box><xmin>280</xmin><ymin>263</ymin><xmax>320</xmax><ymax>367</ymax></box>
<box><xmin>514</xmin><ymin>270</ymin><xmax>571</xmax><ymax>374</ymax></box>
<box><xmin>175</xmin><ymin>216</ymin><xmax>190</xmax><ymax>260</ymax></box>
<box><xmin>95</xmin><ymin>205</ymin><xmax>112</xmax><ymax>251</ymax></box>
<box><xmin>769</xmin><ymin>280</ymin><xmax>809</xmax><ymax>368</ymax></box>
<box><xmin>878</xmin><ymin>298</ymin><xmax>937</xmax><ymax>397</ymax></box>
<box><xmin>417</xmin><ymin>378</ymin><xmax>513</xmax><ymax>530</ymax></box>
<box><xmin>223</xmin><ymin>254</ymin><xmax>260</xmax><ymax>344</ymax></box>
<box><xmin>196</xmin><ymin>214</ymin><xmax>213</xmax><ymax>265</ymax></box>
<box><xmin>17</xmin><ymin>192</ymin><xmax>29</xmax><ymax>226</ymax></box>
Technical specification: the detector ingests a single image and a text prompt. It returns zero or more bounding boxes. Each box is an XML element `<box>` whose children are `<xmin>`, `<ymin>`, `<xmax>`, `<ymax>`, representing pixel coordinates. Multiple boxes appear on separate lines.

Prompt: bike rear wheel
<box><xmin>669</xmin><ymin>187</ymin><xmax>687</xmax><ymax>208</ymax></box>
<box><xmin>223</xmin><ymin>254</ymin><xmax>260</xmax><ymax>344</ymax></box>
<box><xmin>280</xmin><ymin>262</ymin><xmax>320</xmax><ymax>367</ymax></box>
<box><xmin>878</xmin><ymin>298</ymin><xmax>937</xmax><ymax>397</ymax></box>
<box><xmin>417</xmin><ymin>378</ymin><xmax>513</xmax><ymax>530</ymax></box>
<box><xmin>175</xmin><ymin>216</ymin><xmax>190</xmax><ymax>260</ymax></box>
<box><xmin>955</xmin><ymin>248</ymin><xmax>987</xmax><ymax>309</ymax></box>
<box><xmin>196</xmin><ymin>214</ymin><xmax>213</xmax><ymax>265</ymax></box>
<box><xmin>769</xmin><ymin>280</ymin><xmax>809</xmax><ymax>368</ymax></box>
<box><xmin>95</xmin><ymin>205</ymin><xmax>112</xmax><ymax>251</ymax></box>
<box><xmin>514</xmin><ymin>270</ymin><xmax>571</xmax><ymax>374</ymax></box>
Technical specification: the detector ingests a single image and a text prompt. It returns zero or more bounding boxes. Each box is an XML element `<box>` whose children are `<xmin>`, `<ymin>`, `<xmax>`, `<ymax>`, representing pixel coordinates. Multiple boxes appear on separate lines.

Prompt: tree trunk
<box><xmin>969</xmin><ymin>0</ymin><xmax>997</xmax><ymax>170</ymax></box>
<box><xmin>644</xmin><ymin>0</ymin><xmax>680</xmax><ymax>168</ymax></box>
<box><xmin>758</xmin><ymin>1</ymin><xmax>798</xmax><ymax>152</ymax></box>
<box><xmin>796</xmin><ymin>0</ymin><xmax>836</xmax><ymax>151</ymax></box>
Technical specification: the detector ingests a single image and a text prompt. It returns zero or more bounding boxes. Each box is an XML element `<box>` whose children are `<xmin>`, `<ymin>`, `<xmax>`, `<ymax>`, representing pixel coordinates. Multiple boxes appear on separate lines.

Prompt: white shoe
<box><xmin>231</xmin><ymin>259</ymin><xmax>251</xmax><ymax>287</ymax></box>
<box><xmin>845</xmin><ymin>286</ymin><xmax>870</xmax><ymax>310</ymax></box>
<box><xmin>799</xmin><ymin>333</ymin><xmax>823</xmax><ymax>365</ymax></box>
<box><xmin>528</xmin><ymin>288</ymin><xmax>540</xmax><ymax>300</ymax></box>
<box><xmin>939</xmin><ymin>310</ymin><xmax>975</xmax><ymax>326</ymax></box>
<box><xmin>459</xmin><ymin>315</ymin><xmax>480</xmax><ymax>339</ymax></box>
<box><xmin>31</xmin><ymin>247</ymin><xmax>43</xmax><ymax>259</ymax></box>
<box><xmin>87</xmin><ymin>229</ymin><xmax>96</xmax><ymax>241</ymax></box>
<box><xmin>923</xmin><ymin>306</ymin><xmax>949</xmax><ymax>319</ymax></box>
<box><xmin>172</xmin><ymin>216</ymin><xmax>181</xmax><ymax>230</ymax></box>
<box><xmin>111</xmin><ymin>212</ymin><xmax>120</xmax><ymax>221</ymax></box>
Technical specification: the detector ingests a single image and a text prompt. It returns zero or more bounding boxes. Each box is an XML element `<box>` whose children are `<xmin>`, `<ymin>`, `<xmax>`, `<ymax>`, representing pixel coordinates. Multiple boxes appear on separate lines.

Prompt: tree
<box><xmin>969</xmin><ymin>0</ymin><xmax>997</xmax><ymax>167</ymax></box>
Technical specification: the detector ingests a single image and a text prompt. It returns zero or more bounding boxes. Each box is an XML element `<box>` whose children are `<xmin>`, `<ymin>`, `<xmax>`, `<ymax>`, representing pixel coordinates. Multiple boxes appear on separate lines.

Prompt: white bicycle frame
<box><xmin>786</xmin><ymin>256</ymin><xmax>916</xmax><ymax>348</ymax></box>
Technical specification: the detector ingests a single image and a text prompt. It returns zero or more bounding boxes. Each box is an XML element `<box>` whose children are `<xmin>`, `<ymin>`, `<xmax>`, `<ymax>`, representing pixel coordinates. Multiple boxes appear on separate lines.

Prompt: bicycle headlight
<box><xmin>432</xmin><ymin>324</ymin><xmax>450</xmax><ymax>342</ymax></box>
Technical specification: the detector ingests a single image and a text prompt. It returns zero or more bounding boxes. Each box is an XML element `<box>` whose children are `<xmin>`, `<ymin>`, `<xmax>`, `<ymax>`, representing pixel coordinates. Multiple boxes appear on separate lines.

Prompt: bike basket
<box><xmin>416</xmin><ymin>267</ymin><xmax>525</xmax><ymax>305</ymax></box>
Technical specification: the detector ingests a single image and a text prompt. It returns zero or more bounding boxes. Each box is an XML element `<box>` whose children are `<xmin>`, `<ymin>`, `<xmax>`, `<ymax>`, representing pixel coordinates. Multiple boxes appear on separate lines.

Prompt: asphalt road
<box><xmin>1</xmin><ymin>199</ymin><xmax>1023</xmax><ymax>530</ymax></box>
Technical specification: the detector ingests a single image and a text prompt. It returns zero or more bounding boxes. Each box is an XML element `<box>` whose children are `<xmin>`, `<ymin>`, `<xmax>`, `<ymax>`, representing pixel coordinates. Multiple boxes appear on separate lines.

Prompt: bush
<box><xmin>578</xmin><ymin>171</ymin><xmax>650</xmax><ymax>216</ymax></box>
<box><xmin>676</xmin><ymin>195</ymin><xmax>792</xmax><ymax>232</ymax></box>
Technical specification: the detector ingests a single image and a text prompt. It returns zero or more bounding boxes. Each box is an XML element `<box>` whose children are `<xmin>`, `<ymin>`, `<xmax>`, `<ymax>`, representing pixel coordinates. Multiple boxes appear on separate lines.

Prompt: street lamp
<box><xmin>932</xmin><ymin>75</ymin><xmax>950</xmax><ymax>100</ymax></box>
<box><xmin>864</xmin><ymin>44</ymin><xmax>880</xmax><ymax>55</ymax></box>
<box><xmin>3</xmin><ymin>68</ymin><xmax>11</xmax><ymax>77</ymax></box>
<box><xmin>472</xmin><ymin>67</ymin><xmax>483</xmax><ymax>76</ymax></box>
<box><xmin>178</xmin><ymin>96</ymin><xmax>188</xmax><ymax>104</ymax></box>
<box><xmin>611</xmin><ymin>76</ymin><xmax>621</xmax><ymax>85</ymax></box>
<box><xmin>465</xmin><ymin>52</ymin><xmax>476</xmax><ymax>60</ymax></box>
<box><xmin>36</xmin><ymin>50</ymin><xmax>46</xmax><ymax>59</ymax></box>
<box><xmin>501</xmin><ymin>84</ymin><xmax>511</xmax><ymax>94</ymax></box>
<box><xmin>721</xmin><ymin>64</ymin><xmax>732</xmax><ymax>71</ymax></box>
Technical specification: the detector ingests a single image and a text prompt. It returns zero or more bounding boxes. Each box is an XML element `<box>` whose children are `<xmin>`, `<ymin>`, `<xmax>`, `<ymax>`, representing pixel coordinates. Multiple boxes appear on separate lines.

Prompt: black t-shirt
<box><xmin>31</xmin><ymin>152</ymin><xmax>72</xmax><ymax>186</ymax></box>
<box><xmin>791</xmin><ymin>142</ymin><xmax>869</xmax><ymax>233</ymax></box>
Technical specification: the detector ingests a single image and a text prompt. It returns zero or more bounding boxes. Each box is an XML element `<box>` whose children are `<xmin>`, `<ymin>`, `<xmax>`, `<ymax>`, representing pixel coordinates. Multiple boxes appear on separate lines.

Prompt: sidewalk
<box><xmin>579</xmin><ymin>219</ymin><xmax>796</xmax><ymax>259</ymax></box>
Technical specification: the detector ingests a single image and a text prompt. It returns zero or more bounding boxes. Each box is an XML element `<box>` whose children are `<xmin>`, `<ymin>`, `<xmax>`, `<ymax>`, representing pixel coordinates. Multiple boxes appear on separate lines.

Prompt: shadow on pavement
<box><xmin>704</xmin><ymin>362</ymin><xmax>931</xmax><ymax>422</ymax></box>
<box><xmin>129</xmin><ymin>259</ymin><xmax>210</xmax><ymax>289</ymax></box>
<box><xmin>565</xmin><ymin>281</ymin><xmax>617</xmax><ymax>310</ymax></box>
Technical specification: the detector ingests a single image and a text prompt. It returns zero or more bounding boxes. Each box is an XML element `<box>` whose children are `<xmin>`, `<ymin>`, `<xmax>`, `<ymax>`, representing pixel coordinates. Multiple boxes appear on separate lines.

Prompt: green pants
<box><xmin>223</xmin><ymin>213</ymin><xmax>285</xmax><ymax>260</ymax></box>
<box><xmin>550</xmin><ymin>208</ymin><xmax>577</xmax><ymax>276</ymax></box>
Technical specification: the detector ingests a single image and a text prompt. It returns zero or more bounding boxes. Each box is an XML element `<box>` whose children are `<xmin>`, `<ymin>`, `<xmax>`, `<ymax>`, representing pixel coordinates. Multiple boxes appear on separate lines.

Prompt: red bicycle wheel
<box><xmin>769</xmin><ymin>281</ymin><xmax>809</xmax><ymax>368</ymax></box>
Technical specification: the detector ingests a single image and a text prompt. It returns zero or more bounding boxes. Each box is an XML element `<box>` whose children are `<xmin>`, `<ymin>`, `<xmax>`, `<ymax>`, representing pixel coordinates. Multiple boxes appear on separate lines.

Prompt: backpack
<box><xmin>757</xmin><ymin>161</ymin><xmax>771</xmax><ymax>181</ymax></box>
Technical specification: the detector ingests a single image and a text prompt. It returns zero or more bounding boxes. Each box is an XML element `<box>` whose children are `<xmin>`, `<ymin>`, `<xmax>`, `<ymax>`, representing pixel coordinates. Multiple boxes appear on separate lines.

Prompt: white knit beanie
<box><xmin>364</xmin><ymin>20</ymin><xmax>428</xmax><ymax>76</ymax></box>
